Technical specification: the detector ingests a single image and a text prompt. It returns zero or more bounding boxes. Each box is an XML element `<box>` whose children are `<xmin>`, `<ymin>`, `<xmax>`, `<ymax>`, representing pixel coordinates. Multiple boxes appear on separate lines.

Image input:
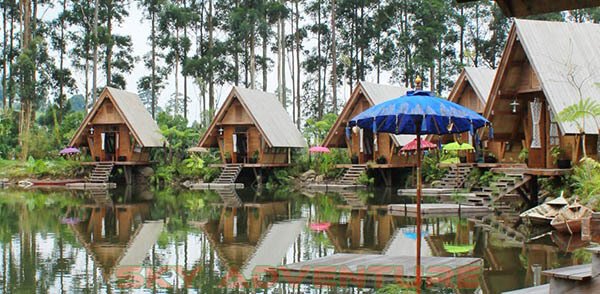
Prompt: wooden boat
<box><xmin>550</xmin><ymin>201</ymin><xmax>593</xmax><ymax>234</ymax></box>
<box><xmin>520</xmin><ymin>195</ymin><xmax>568</xmax><ymax>225</ymax></box>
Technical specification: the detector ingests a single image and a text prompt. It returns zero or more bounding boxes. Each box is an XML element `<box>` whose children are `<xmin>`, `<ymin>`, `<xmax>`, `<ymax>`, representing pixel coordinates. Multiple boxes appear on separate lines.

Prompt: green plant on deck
<box><xmin>556</xmin><ymin>96</ymin><xmax>600</xmax><ymax>158</ymax></box>
<box><xmin>316</xmin><ymin>148</ymin><xmax>349</xmax><ymax>178</ymax></box>
<box><xmin>479</xmin><ymin>171</ymin><xmax>502</xmax><ymax>188</ymax></box>
<box><xmin>357</xmin><ymin>172</ymin><xmax>374</xmax><ymax>186</ymax></box>
<box><xmin>518</xmin><ymin>148</ymin><xmax>529</xmax><ymax>163</ymax></box>
<box><xmin>422</xmin><ymin>153</ymin><xmax>448</xmax><ymax>183</ymax></box>
<box><xmin>568</xmin><ymin>157</ymin><xmax>600</xmax><ymax>210</ymax></box>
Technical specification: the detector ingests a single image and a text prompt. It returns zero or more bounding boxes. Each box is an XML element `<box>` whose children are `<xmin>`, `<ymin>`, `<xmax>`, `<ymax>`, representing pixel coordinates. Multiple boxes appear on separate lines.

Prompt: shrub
<box><xmin>357</xmin><ymin>172</ymin><xmax>374</xmax><ymax>186</ymax></box>
<box><xmin>569</xmin><ymin>158</ymin><xmax>600</xmax><ymax>209</ymax></box>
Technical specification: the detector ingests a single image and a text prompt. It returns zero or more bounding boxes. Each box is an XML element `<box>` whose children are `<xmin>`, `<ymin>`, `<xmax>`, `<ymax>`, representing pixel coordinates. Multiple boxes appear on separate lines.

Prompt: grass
<box><xmin>0</xmin><ymin>158</ymin><xmax>87</xmax><ymax>180</ymax></box>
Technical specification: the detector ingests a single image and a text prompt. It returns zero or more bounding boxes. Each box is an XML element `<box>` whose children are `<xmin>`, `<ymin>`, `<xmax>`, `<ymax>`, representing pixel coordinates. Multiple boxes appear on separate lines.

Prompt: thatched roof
<box><xmin>485</xmin><ymin>19</ymin><xmax>600</xmax><ymax>135</ymax></box>
<box><xmin>70</xmin><ymin>87</ymin><xmax>165</xmax><ymax>147</ymax></box>
<box><xmin>199</xmin><ymin>87</ymin><xmax>306</xmax><ymax>148</ymax></box>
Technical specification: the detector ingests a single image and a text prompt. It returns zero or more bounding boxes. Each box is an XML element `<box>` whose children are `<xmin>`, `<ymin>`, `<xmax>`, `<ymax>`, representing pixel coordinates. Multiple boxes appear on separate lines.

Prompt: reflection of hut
<box><xmin>197</xmin><ymin>202</ymin><xmax>303</xmax><ymax>279</ymax></box>
<box><xmin>483</xmin><ymin>20</ymin><xmax>600</xmax><ymax>168</ymax></box>
<box><xmin>326</xmin><ymin>209</ymin><xmax>398</xmax><ymax>254</ymax></box>
<box><xmin>69</xmin><ymin>87</ymin><xmax>165</xmax><ymax>164</ymax></box>
<box><xmin>456</xmin><ymin>0</ymin><xmax>600</xmax><ymax>17</ymax></box>
<box><xmin>323</xmin><ymin>82</ymin><xmax>414</xmax><ymax>166</ymax></box>
<box><xmin>70</xmin><ymin>202</ymin><xmax>162</xmax><ymax>281</ymax></box>
<box><xmin>198</xmin><ymin>87</ymin><xmax>306</xmax><ymax>166</ymax></box>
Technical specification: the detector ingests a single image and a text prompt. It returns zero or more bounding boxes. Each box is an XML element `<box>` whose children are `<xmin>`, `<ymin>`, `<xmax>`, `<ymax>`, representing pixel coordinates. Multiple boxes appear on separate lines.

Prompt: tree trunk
<box><xmin>2</xmin><ymin>3</ymin><xmax>7</xmax><ymax>110</ymax></box>
<box><xmin>151</xmin><ymin>8</ymin><xmax>156</xmax><ymax>118</ymax></box>
<box><xmin>58</xmin><ymin>0</ymin><xmax>67</xmax><ymax>122</ymax></box>
<box><xmin>317</xmin><ymin>1</ymin><xmax>322</xmax><ymax>119</ymax></box>
<box><xmin>105</xmin><ymin>0</ymin><xmax>113</xmax><ymax>86</ymax></box>
<box><xmin>92</xmin><ymin>0</ymin><xmax>99</xmax><ymax>103</ymax></box>
<box><xmin>174</xmin><ymin>27</ymin><xmax>180</xmax><ymax>115</ymax></box>
<box><xmin>295</xmin><ymin>0</ymin><xmax>301</xmax><ymax>127</ymax></box>
<box><xmin>262</xmin><ymin>24</ymin><xmax>267</xmax><ymax>91</ymax></box>
<box><xmin>19</xmin><ymin>0</ymin><xmax>33</xmax><ymax>160</ymax></box>
<box><xmin>459</xmin><ymin>6</ymin><xmax>464</xmax><ymax>65</ymax></box>
<box><xmin>279</xmin><ymin>10</ymin><xmax>286</xmax><ymax>108</ymax></box>
<box><xmin>183</xmin><ymin>0</ymin><xmax>188</xmax><ymax>120</ymax></box>
<box><xmin>331</xmin><ymin>0</ymin><xmax>337</xmax><ymax>114</ymax></box>
<box><xmin>208</xmin><ymin>0</ymin><xmax>215</xmax><ymax>112</ymax></box>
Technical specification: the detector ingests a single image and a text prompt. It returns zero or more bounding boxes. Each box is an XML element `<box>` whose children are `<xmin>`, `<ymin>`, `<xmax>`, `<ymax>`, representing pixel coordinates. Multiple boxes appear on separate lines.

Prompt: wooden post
<box><xmin>416</xmin><ymin>129</ymin><xmax>422</xmax><ymax>292</ymax></box>
<box><xmin>529</xmin><ymin>175</ymin><xmax>539</xmax><ymax>207</ymax></box>
<box><xmin>124</xmin><ymin>166</ymin><xmax>133</xmax><ymax>185</ymax></box>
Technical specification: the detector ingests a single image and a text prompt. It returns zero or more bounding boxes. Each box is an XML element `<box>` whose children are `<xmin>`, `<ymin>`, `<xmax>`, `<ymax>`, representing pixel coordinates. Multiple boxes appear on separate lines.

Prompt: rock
<box><xmin>315</xmin><ymin>175</ymin><xmax>324</xmax><ymax>183</ymax></box>
<box><xmin>138</xmin><ymin>167</ymin><xmax>155</xmax><ymax>177</ymax></box>
<box><xmin>300</xmin><ymin>170</ymin><xmax>317</xmax><ymax>181</ymax></box>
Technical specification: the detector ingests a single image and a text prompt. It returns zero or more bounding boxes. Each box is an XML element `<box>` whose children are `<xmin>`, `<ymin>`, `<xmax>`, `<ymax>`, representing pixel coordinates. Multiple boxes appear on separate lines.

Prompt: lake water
<box><xmin>0</xmin><ymin>186</ymin><xmax>592</xmax><ymax>293</ymax></box>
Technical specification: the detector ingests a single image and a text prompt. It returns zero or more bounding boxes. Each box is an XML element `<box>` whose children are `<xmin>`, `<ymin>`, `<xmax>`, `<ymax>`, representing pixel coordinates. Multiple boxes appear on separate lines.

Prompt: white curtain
<box><xmin>101</xmin><ymin>133</ymin><xmax>105</xmax><ymax>151</ymax></box>
<box><xmin>233</xmin><ymin>134</ymin><xmax>237</xmax><ymax>153</ymax></box>
<box><xmin>531</xmin><ymin>100</ymin><xmax>542</xmax><ymax>149</ymax></box>
<box><xmin>359</xmin><ymin>129</ymin><xmax>364</xmax><ymax>153</ymax></box>
<box><xmin>374</xmin><ymin>133</ymin><xmax>378</xmax><ymax>152</ymax></box>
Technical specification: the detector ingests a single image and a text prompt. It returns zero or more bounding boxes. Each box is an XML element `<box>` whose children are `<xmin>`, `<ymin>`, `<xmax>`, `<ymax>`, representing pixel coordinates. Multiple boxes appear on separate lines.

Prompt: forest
<box><xmin>0</xmin><ymin>0</ymin><xmax>599</xmax><ymax>160</ymax></box>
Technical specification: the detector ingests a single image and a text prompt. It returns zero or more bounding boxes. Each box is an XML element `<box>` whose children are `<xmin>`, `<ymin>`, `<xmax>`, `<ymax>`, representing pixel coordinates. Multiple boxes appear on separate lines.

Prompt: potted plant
<box><xmin>484</xmin><ymin>152</ymin><xmax>497</xmax><ymax>163</ymax></box>
<box><xmin>376</xmin><ymin>155</ymin><xmax>387</xmax><ymax>164</ymax></box>
<box><xmin>550</xmin><ymin>146</ymin><xmax>571</xmax><ymax>169</ymax></box>
<box><xmin>249</xmin><ymin>150</ymin><xmax>259</xmax><ymax>163</ymax></box>
<box><xmin>224</xmin><ymin>152</ymin><xmax>232</xmax><ymax>163</ymax></box>
<box><xmin>351</xmin><ymin>154</ymin><xmax>359</xmax><ymax>164</ymax></box>
<box><xmin>459</xmin><ymin>154</ymin><xmax>467</xmax><ymax>163</ymax></box>
<box><xmin>518</xmin><ymin>148</ymin><xmax>529</xmax><ymax>164</ymax></box>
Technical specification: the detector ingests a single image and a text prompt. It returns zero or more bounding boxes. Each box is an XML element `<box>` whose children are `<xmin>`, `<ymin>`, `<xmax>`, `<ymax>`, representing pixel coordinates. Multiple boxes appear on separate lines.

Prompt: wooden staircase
<box><xmin>466</xmin><ymin>172</ymin><xmax>532</xmax><ymax>213</ymax></box>
<box><xmin>214</xmin><ymin>164</ymin><xmax>243</xmax><ymax>184</ymax></box>
<box><xmin>89</xmin><ymin>162</ymin><xmax>114</xmax><ymax>183</ymax></box>
<box><xmin>339</xmin><ymin>165</ymin><xmax>368</xmax><ymax>185</ymax></box>
<box><xmin>339</xmin><ymin>192</ymin><xmax>366</xmax><ymax>208</ymax></box>
<box><xmin>436</xmin><ymin>165</ymin><xmax>472</xmax><ymax>189</ymax></box>
<box><xmin>470</xmin><ymin>214</ymin><xmax>525</xmax><ymax>244</ymax></box>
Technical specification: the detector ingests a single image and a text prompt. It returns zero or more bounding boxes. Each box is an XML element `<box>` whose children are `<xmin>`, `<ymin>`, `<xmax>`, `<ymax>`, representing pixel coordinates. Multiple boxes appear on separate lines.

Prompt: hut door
<box><xmin>528</xmin><ymin>99</ymin><xmax>547</xmax><ymax>168</ymax></box>
<box><xmin>103</xmin><ymin>132</ymin><xmax>117</xmax><ymax>161</ymax></box>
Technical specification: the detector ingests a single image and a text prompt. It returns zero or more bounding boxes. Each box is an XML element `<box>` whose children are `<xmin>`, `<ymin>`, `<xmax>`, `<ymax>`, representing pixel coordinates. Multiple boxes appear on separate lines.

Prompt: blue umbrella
<box><xmin>348</xmin><ymin>90</ymin><xmax>491</xmax><ymax>289</ymax></box>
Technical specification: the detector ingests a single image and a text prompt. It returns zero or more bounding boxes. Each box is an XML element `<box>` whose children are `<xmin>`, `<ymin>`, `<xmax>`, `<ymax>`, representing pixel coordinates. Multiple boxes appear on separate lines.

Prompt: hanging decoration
<box><xmin>530</xmin><ymin>98</ymin><xmax>542</xmax><ymax>149</ymax></box>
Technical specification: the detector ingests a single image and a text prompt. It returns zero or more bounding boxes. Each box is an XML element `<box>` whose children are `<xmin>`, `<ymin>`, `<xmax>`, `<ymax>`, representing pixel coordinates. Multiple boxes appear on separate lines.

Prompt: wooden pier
<box><xmin>189</xmin><ymin>182</ymin><xmax>245</xmax><ymax>190</ymax></box>
<box><xmin>388</xmin><ymin>203</ymin><xmax>492</xmax><ymax>217</ymax></box>
<box><xmin>397</xmin><ymin>188</ymin><xmax>467</xmax><ymax>196</ymax></box>
<box><xmin>66</xmin><ymin>182</ymin><xmax>117</xmax><ymax>190</ymax></box>
<box><xmin>265</xmin><ymin>253</ymin><xmax>482</xmax><ymax>288</ymax></box>
<box><xmin>306</xmin><ymin>183</ymin><xmax>367</xmax><ymax>192</ymax></box>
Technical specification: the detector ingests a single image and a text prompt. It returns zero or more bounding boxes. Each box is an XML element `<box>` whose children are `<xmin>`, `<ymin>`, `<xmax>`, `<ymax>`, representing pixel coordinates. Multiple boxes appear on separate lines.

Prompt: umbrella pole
<box><xmin>416</xmin><ymin>132</ymin><xmax>422</xmax><ymax>292</ymax></box>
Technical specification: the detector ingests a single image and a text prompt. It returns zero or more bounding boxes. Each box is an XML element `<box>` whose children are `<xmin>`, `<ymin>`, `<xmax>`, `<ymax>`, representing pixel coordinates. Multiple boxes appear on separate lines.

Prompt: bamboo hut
<box><xmin>323</xmin><ymin>81</ymin><xmax>414</xmax><ymax>167</ymax></box>
<box><xmin>69</xmin><ymin>87</ymin><xmax>165</xmax><ymax>164</ymax></box>
<box><xmin>198</xmin><ymin>87</ymin><xmax>306</xmax><ymax>166</ymax></box>
<box><xmin>483</xmin><ymin>19</ymin><xmax>600</xmax><ymax>169</ymax></box>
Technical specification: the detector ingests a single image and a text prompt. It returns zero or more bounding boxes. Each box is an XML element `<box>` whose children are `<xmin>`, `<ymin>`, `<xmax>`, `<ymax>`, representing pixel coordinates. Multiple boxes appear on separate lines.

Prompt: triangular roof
<box><xmin>484</xmin><ymin>19</ymin><xmax>600</xmax><ymax>135</ymax></box>
<box><xmin>457</xmin><ymin>0</ymin><xmax>600</xmax><ymax>18</ymax></box>
<box><xmin>323</xmin><ymin>81</ymin><xmax>414</xmax><ymax>147</ymax></box>
<box><xmin>454</xmin><ymin>67</ymin><xmax>495</xmax><ymax>106</ymax></box>
<box><xmin>198</xmin><ymin>87</ymin><xmax>306</xmax><ymax>148</ymax></box>
<box><xmin>69</xmin><ymin>87</ymin><xmax>165</xmax><ymax>147</ymax></box>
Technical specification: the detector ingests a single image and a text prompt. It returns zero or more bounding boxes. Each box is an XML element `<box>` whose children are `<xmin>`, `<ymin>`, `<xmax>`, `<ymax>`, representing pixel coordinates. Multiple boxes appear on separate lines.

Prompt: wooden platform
<box><xmin>491</xmin><ymin>167</ymin><xmax>571</xmax><ymax>176</ymax></box>
<box><xmin>265</xmin><ymin>253</ymin><xmax>482</xmax><ymax>287</ymax></box>
<box><xmin>388</xmin><ymin>203</ymin><xmax>492</xmax><ymax>217</ymax></box>
<box><xmin>66</xmin><ymin>182</ymin><xmax>117</xmax><ymax>190</ymax></box>
<box><xmin>542</xmin><ymin>264</ymin><xmax>593</xmax><ymax>281</ymax></box>
<box><xmin>80</xmin><ymin>161</ymin><xmax>155</xmax><ymax>166</ymax></box>
<box><xmin>189</xmin><ymin>183</ymin><xmax>244</xmax><ymax>190</ymax></box>
<box><xmin>397</xmin><ymin>188</ymin><xmax>464</xmax><ymax>196</ymax></box>
<box><xmin>209</xmin><ymin>163</ymin><xmax>290</xmax><ymax>168</ymax></box>
<box><xmin>306</xmin><ymin>183</ymin><xmax>367</xmax><ymax>192</ymax></box>
<box><xmin>503</xmin><ymin>284</ymin><xmax>549</xmax><ymax>294</ymax></box>
<box><xmin>335</xmin><ymin>163</ymin><xmax>415</xmax><ymax>169</ymax></box>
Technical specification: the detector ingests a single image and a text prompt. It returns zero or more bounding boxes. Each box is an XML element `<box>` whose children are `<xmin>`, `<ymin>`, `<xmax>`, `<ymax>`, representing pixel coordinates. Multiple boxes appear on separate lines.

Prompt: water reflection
<box><xmin>0</xmin><ymin>187</ymin><xmax>596</xmax><ymax>293</ymax></box>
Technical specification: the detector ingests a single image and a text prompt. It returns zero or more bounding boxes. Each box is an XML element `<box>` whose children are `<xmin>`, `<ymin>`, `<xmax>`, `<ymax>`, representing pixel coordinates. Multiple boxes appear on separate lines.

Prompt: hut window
<box><xmin>549</xmin><ymin>111</ymin><xmax>559</xmax><ymax>146</ymax></box>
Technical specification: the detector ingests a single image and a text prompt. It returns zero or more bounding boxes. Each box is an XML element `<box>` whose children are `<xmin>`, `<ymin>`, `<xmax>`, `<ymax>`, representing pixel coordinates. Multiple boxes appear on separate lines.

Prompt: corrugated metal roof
<box><xmin>234</xmin><ymin>87</ymin><xmax>307</xmax><ymax>148</ymax></box>
<box><xmin>516</xmin><ymin>19</ymin><xmax>600</xmax><ymax>134</ymax></box>
<box><xmin>359</xmin><ymin>81</ymin><xmax>415</xmax><ymax>146</ymax></box>
<box><xmin>106</xmin><ymin>87</ymin><xmax>165</xmax><ymax>146</ymax></box>
<box><xmin>463</xmin><ymin>67</ymin><xmax>495</xmax><ymax>104</ymax></box>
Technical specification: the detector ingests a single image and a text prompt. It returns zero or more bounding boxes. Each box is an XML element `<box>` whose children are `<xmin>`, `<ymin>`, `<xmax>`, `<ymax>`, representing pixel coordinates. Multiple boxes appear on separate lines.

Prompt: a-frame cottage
<box><xmin>484</xmin><ymin>19</ymin><xmax>600</xmax><ymax>169</ymax></box>
<box><xmin>69</xmin><ymin>87</ymin><xmax>165</xmax><ymax>184</ymax></box>
<box><xmin>430</xmin><ymin>67</ymin><xmax>495</xmax><ymax>162</ymax></box>
<box><xmin>197</xmin><ymin>87</ymin><xmax>306</xmax><ymax>184</ymax></box>
<box><xmin>323</xmin><ymin>81</ymin><xmax>415</xmax><ymax>186</ymax></box>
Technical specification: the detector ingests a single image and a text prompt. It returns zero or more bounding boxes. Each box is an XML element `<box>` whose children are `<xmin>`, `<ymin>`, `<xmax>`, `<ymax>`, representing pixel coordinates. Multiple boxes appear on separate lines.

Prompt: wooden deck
<box><xmin>491</xmin><ymin>167</ymin><xmax>571</xmax><ymax>176</ymax></box>
<box><xmin>542</xmin><ymin>264</ymin><xmax>593</xmax><ymax>281</ymax></box>
<box><xmin>189</xmin><ymin>183</ymin><xmax>245</xmax><ymax>190</ymax></box>
<box><xmin>306</xmin><ymin>183</ymin><xmax>367</xmax><ymax>192</ymax></box>
<box><xmin>503</xmin><ymin>284</ymin><xmax>550</xmax><ymax>294</ymax></box>
<box><xmin>388</xmin><ymin>203</ymin><xmax>492</xmax><ymax>217</ymax></box>
<box><xmin>335</xmin><ymin>163</ymin><xmax>415</xmax><ymax>169</ymax></box>
<box><xmin>397</xmin><ymin>188</ymin><xmax>466</xmax><ymax>196</ymax></box>
<box><xmin>265</xmin><ymin>253</ymin><xmax>482</xmax><ymax>288</ymax></box>
<box><xmin>209</xmin><ymin>163</ymin><xmax>290</xmax><ymax>168</ymax></box>
<box><xmin>66</xmin><ymin>182</ymin><xmax>117</xmax><ymax>190</ymax></box>
<box><xmin>80</xmin><ymin>161</ymin><xmax>155</xmax><ymax>166</ymax></box>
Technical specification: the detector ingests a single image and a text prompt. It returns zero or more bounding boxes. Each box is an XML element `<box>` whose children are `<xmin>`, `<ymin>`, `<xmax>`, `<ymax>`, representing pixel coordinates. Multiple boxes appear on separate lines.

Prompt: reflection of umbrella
<box><xmin>309</xmin><ymin>222</ymin><xmax>331</xmax><ymax>232</ymax></box>
<box><xmin>401</xmin><ymin>138</ymin><xmax>437</xmax><ymax>152</ymax></box>
<box><xmin>309</xmin><ymin>146</ymin><xmax>330</xmax><ymax>153</ymax></box>
<box><xmin>443</xmin><ymin>142</ymin><xmax>474</xmax><ymax>151</ymax></box>
<box><xmin>403</xmin><ymin>231</ymin><xmax>429</xmax><ymax>240</ymax></box>
<box><xmin>443</xmin><ymin>243</ymin><xmax>474</xmax><ymax>254</ymax></box>
<box><xmin>349</xmin><ymin>89</ymin><xmax>490</xmax><ymax>289</ymax></box>
<box><xmin>59</xmin><ymin>147</ymin><xmax>80</xmax><ymax>155</ymax></box>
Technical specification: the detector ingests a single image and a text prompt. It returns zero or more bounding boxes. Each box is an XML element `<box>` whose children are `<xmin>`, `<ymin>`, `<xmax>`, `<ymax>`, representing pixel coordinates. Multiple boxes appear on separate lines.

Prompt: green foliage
<box><xmin>568</xmin><ymin>158</ymin><xmax>600</xmax><ymax>209</ymax></box>
<box><xmin>316</xmin><ymin>148</ymin><xmax>349</xmax><ymax>178</ymax></box>
<box><xmin>0</xmin><ymin>158</ymin><xmax>84</xmax><ymax>179</ymax></box>
<box><xmin>422</xmin><ymin>153</ymin><xmax>448</xmax><ymax>183</ymax></box>
<box><xmin>357</xmin><ymin>172</ymin><xmax>374</xmax><ymax>186</ymax></box>
<box><xmin>304</xmin><ymin>113</ymin><xmax>337</xmax><ymax>145</ymax></box>
<box><xmin>518</xmin><ymin>148</ymin><xmax>529</xmax><ymax>163</ymax></box>
<box><xmin>0</xmin><ymin>110</ymin><xmax>19</xmax><ymax>159</ymax></box>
